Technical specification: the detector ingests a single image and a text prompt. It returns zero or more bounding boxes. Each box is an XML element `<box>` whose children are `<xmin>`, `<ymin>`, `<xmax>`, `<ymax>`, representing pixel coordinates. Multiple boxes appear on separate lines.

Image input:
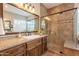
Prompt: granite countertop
<box><xmin>0</xmin><ymin>35</ymin><xmax>47</xmax><ymax>51</ymax></box>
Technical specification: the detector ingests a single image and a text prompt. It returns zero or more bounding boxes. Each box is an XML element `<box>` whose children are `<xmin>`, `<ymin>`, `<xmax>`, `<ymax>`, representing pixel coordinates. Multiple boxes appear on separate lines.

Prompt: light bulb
<box><xmin>32</xmin><ymin>7</ymin><xmax>35</xmax><ymax>12</ymax></box>
<box><xmin>29</xmin><ymin>6</ymin><xmax>32</xmax><ymax>11</ymax></box>
<box><xmin>25</xmin><ymin>4</ymin><xmax>28</xmax><ymax>10</ymax></box>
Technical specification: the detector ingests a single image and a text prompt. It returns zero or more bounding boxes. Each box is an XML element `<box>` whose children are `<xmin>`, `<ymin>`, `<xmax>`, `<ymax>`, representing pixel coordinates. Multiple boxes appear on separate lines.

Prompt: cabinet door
<box><xmin>27</xmin><ymin>39</ymin><xmax>42</xmax><ymax>56</ymax></box>
<box><xmin>27</xmin><ymin>48</ymin><xmax>36</xmax><ymax>56</ymax></box>
<box><xmin>37</xmin><ymin>44</ymin><xmax>42</xmax><ymax>56</ymax></box>
<box><xmin>0</xmin><ymin>44</ymin><xmax>26</xmax><ymax>56</ymax></box>
<box><xmin>34</xmin><ymin>47</ymin><xmax>39</xmax><ymax>56</ymax></box>
<box><xmin>27</xmin><ymin>45</ymin><xmax>41</xmax><ymax>56</ymax></box>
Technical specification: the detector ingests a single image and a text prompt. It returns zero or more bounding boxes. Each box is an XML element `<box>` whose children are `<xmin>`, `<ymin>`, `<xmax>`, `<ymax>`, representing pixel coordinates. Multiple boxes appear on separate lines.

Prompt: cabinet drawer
<box><xmin>1</xmin><ymin>44</ymin><xmax>26</xmax><ymax>56</ymax></box>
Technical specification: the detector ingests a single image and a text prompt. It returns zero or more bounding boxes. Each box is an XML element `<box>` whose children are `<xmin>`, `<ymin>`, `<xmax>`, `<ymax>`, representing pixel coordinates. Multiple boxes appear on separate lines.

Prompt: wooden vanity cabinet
<box><xmin>0</xmin><ymin>44</ymin><xmax>26</xmax><ymax>56</ymax></box>
<box><xmin>0</xmin><ymin>36</ymin><xmax>47</xmax><ymax>56</ymax></box>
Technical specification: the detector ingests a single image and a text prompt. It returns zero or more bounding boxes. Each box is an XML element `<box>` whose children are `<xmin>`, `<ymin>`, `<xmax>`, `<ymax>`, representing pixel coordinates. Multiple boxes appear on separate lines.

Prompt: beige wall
<box><xmin>48</xmin><ymin>3</ymin><xmax>74</xmax><ymax>14</ymax></box>
<box><xmin>75</xmin><ymin>3</ymin><xmax>79</xmax><ymax>8</ymax></box>
<box><xmin>31</xmin><ymin>3</ymin><xmax>40</xmax><ymax>16</ymax></box>
<box><xmin>40</xmin><ymin>4</ymin><xmax>48</xmax><ymax>17</ymax></box>
<box><xmin>31</xmin><ymin>3</ymin><xmax>48</xmax><ymax>17</ymax></box>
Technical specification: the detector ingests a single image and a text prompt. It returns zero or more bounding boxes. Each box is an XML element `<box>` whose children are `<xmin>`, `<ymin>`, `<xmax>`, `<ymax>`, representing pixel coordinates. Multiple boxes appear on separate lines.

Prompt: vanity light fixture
<box><xmin>13</xmin><ymin>3</ymin><xmax>35</xmax><ymax>13</ymax></box>
<box><xmin>25</xmin><ymin>3</ymin><xmax>35</xmax><ymax>13</ymax></box>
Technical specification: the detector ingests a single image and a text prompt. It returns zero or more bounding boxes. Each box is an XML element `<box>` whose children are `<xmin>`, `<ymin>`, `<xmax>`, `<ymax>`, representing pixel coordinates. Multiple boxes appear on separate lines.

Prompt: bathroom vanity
<box><xmin>0</xmin><ymin>35</ymin><xmax>47</xmax><ymax>56</ymax></box>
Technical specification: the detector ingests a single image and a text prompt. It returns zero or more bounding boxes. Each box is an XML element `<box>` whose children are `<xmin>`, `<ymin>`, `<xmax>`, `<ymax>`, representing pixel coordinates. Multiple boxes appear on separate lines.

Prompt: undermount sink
<box><xmin>22</xmin><ymin>35</ymin><xmax>41</xmax><ymax>40</ymax></box>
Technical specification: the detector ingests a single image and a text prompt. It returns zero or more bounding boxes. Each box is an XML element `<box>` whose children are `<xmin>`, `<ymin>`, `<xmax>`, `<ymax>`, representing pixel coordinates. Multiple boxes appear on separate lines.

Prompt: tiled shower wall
<box><xmin>47</xmin><ymin>3</ymin><xmax>76</xmax><ymax>53</ymax></box>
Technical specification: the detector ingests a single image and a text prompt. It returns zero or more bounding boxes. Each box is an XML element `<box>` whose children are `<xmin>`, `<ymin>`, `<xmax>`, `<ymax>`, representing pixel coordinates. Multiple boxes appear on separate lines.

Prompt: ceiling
<box><xmin>43</xmin><ymin>3</ymin><xmax>62</xmax><ymax>9</ymax></box>
<box><xmin>3</xmin><ymin>4</ymin><xmax>34</xmax><ymax>17</ymax></box>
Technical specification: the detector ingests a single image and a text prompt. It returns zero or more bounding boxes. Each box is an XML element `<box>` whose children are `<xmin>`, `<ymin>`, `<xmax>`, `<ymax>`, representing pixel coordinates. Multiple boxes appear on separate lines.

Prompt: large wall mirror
<box><xmin>3</xmin><ymin>3</ymin><xmax>39</xmax><ymax>34</ymax></box>
<box><xmin>0</xmin><ymin>18</ymin><xmax>5</xmax><ymax>35</ymax></box>
<box><xmin>40</xmin><ymin>18</ymin><xmax>47</xmax><ymax>34</ymax></box>
<box><xmin>76</xmin><ymin>8</ymin><xmax>79</xmax><ymax>50</ymax></box>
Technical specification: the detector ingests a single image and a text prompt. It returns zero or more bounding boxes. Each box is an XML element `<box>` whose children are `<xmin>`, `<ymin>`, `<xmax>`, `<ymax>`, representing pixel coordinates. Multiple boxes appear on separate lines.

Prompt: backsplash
<box><xmin>0</xmin><ymin>34</ymin><xmax>18</xmax><ymax>40</ymax></box>
<box><xmin>0</xmin><ymin>32</ymin><xmax>39</xmax><ymax>40</ymax></box>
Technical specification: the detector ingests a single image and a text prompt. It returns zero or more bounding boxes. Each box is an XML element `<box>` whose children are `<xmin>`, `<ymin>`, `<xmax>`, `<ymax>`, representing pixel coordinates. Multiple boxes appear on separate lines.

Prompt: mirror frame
<box><xmin>3</xmin><ymin>3</ymin><xmax>39</xmax><ymax>35</ymax></box>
